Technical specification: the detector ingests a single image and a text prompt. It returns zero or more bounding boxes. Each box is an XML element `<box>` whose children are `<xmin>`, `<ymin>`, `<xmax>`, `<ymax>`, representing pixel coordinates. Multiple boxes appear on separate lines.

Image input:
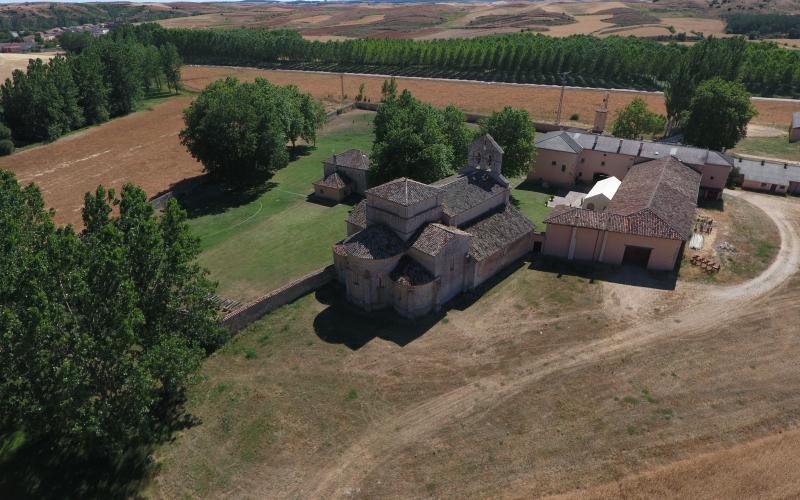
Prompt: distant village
<box><xmin>0</xmin><ymin>22</ymin><xmax>110</xmax><ymax>53</ymax></box>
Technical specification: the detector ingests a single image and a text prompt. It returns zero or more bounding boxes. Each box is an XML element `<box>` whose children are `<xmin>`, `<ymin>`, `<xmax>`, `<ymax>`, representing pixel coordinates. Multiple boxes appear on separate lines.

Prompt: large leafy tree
<box><xmin>181</xmin><ymin>77</ymin><xmax>324</xmax><ymax>187</ymax></box>
<box><xmin>611</xmin><ymin>98</ymin><xmax>666</xmax><ymax>139</ymax></box>
<box><xmin>441</xmin><ymin>105</ymin><xmax>475</xmax><ymax>170</ymax></box>
<box><xmin>682</xmin><ymin>77</ymin><xmax>757</xmax><ymax>151</ymax></box>
<box><xmin>665</xmin><ymin>37</ymin><xmax>747</xmax><ymax>130</ymax></box>
<box><xmin>479</xmin><ymin>106</ymin><xmax>536</xmax><ymax>178</ymax></box>
<box><xmin>1</xmin><ymin>59</ymin><xmax>71</xmax><ymax>143</ymax></box>
<box><xmin>69</xmin><ymin>51</ymin><xmax>110</xmax><ymax>125</ymax></box>
<box><xmin>159</xmin><ymin>43</ymin><xmax>182</xmax><ymax>94</ymax></box>
<box><xmin>370</xmin><ymin>89</ymin><xmax>465</xmax><ymax>184</ymax></box>
<box><xmin>0</xmin><ymin>170</ymin><xmax>225</xmax><ymax>457</ymax></box>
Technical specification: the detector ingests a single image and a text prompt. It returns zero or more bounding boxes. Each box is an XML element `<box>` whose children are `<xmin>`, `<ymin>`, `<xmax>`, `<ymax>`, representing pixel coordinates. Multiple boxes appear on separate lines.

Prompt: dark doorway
<box><xmin>533</xmin><ymin>241</ymin><xmax>542</xmax><ymax>253</ymax></box>
<box><xmin>592</xmin><ymin>172</ymin><xmax>609</xmax><ymax>183</ymax></box>
<box><xmin>622</xmin><ymin>245</ymin><xmax>652</xmax><ymax>268</ymax></box>
<box><xmin>770</xmin><ymin>184</ymin><xmax>777</xmax><ymax>193</ymax></box>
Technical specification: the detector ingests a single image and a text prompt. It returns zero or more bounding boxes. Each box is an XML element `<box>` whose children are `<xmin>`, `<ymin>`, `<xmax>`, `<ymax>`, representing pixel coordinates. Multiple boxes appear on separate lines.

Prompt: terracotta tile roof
<box><xmin>464</xmin><ymin>205</ymin><xmax>535</xmax><ymax>261</ymax></box>
<box><xmin>433</xmin><ymin>171</ymin><xmax>507</xmax><ymax>217</ymax></box>
<box><xmin>391</xmin><ymin>256</ymin><xmax>435</xmax><ymax>286</ymax></box>
<box><xmin>410</xmin><ymin>223</ymin><xmax>470</xmax><ymax>257</ymax></box>
<box><xmin>327</xmin><ymin>149</ymin><xmax>370</xmax><ymax>170</ymax></box>
<box><xmin>315</xmin><ymin>172</ymin><xmax>349</xmax><ymax>189</ymax></box>
<box><xmin>366</xmin><ymin>177</ymin><xmax>441</xmax><ymax>206</ymax></box>
<box><xmin>346</xmin><ymin>200</ymin><xmax>367</xmax><ymax>229</ymax></box>
<box><xmin>544</xmin><ymin>157</ymin><xmax>700</xmax><ymax>240</ymax></box>
<box><xmin>333</xmin><ymin>224</ymin><xmax>404</xmax><ymax>260</ymax></box>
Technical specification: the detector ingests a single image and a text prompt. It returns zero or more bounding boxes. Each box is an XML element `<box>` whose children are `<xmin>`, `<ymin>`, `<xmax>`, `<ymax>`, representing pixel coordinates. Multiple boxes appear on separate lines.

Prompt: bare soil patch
<box><xmin>182</xmin><ymin>65</ymin><xmax>800</xmax><ymax>129</ymax></box>
<box><xmin>680</xmin><ymin>194</ymin><xmax>780</xmax><ymax>284</ymax></box>
<box><xmin>0</xmin><ymin>96</ymin><xmax>202</xmax><ymax>228</ymax></box>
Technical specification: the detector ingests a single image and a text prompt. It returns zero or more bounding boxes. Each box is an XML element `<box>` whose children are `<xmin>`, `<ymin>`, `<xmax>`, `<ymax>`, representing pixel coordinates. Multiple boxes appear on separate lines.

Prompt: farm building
<box><xmin>733</xmin><ymin>157</ymin><xmax>800</xmax><ymax>195</ymax></box>
<box><xmin>542</xmin><ymin>156</ymin><xmax>701</xmax><ymax>271</ymax></box>
<box><xmin>0</xmin><ymin>42</ymin><xmax>35</xmax><ymax>53</ymax></box>
<box><xmin>312</xmin><ymin>149</ymin><xmax>370</xmax><ymax>202</ymax></box>
<box><xmin>530</xmin><ymin>131</ymin><xmax>732</xmax><ymax>200</ymax></box>
<box><xmin>791</xmin><ymin>112</ymin><xmax>800</xmax><ymax>143</ymax></box>
<box><xmin>333</xmin><ymin>135</ymin><xmax>534</xmax><ymax>318</ymax></box>
<box><xmin>581</xmin><ymin>176</ymin><xmax>621</xmax><ymax>211</ymax></box>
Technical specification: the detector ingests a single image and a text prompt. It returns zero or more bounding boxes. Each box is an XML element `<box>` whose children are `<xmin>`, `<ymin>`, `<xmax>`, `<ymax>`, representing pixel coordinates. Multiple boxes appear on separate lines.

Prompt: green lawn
<box><xmin>510</xmin><ymin>179</ymin><xmax>552</xmax><ymax>230</ymax></box>
<box><xmin>190</xmin><ymin>113</ymin><xmax>374</xmax><ymax>301</ymax></box>
<box><xmin>191</xmin><ymin>112</ymin><xmax>551</xmax><ymax>302</ymax></box>
<box><xmin>731</xmin><ymin>135</ymin><xmax>800</xmax><ymax>163</ymax></box>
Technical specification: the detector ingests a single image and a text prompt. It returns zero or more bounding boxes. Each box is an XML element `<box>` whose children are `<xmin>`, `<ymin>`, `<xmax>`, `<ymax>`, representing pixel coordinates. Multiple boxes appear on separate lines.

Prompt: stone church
<box><xmin>333</xmin><ymin>134</ymin><xmax>535</xmax><ymax>318</ymax></box>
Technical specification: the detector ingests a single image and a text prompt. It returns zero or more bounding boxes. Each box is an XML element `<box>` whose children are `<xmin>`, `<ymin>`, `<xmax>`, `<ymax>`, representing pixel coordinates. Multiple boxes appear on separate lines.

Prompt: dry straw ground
<box><xmin>182</xmin><ymin>65</ymin><xmax>800</xmax><ymax>128</ymax></box>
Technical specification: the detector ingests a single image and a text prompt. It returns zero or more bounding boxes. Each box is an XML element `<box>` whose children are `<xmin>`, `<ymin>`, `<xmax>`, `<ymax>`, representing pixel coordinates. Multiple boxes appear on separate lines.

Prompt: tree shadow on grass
<box><xmin>313</xmin><ymin>284</ymin><xmax>442</xmax><ymax>350</ymax></box>
<box><xmin>288</xmin><ymin>144</ymin><xmax>315</xmax><ymax>162</ymax></box>
<box><xmin>172</xmin><ymin>178</ymin><xmax>277</xmax><ymax>220</ymax></box>
<box><xmin>0</xmin><ymin>395</ymin><xmax>198</xmax><ymax>499</ymax></box>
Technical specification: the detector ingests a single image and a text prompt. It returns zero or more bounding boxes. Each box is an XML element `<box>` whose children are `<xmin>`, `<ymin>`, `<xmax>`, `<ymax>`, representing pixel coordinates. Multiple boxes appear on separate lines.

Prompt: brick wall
<box><xmin>222</xmin><ymin>266</ymin><xmax>335</xmax><ymax>333</ymax></box>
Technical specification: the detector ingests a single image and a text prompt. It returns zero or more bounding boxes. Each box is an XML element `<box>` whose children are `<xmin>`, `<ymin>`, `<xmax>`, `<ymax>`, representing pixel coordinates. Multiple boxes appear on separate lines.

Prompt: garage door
<box><xmin>622</xmin><ymin>245</ymin><xmax>652</xmax><ymax>268</ymax></box>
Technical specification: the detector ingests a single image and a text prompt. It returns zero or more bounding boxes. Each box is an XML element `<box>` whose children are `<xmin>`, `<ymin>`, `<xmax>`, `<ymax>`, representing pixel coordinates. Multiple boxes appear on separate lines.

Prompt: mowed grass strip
<box><xmin>190</xmin><ymin>112</ymin><xmax>374</xmax><ymax>301</ymax></box>
<box><xmin>731</xmin><ymin>135</ymin><xmax>800</xmax><ymax>163</ymax></box>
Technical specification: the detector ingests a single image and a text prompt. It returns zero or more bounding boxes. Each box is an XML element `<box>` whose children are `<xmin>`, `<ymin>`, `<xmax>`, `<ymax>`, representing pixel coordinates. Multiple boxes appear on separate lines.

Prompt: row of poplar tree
<box><xmin>152</xmin><ymin>25</ymin><xmax>800</xmax><ymax>97</ymax></box>
<box><xmin>0</xmin><ymin>29</ymin><xmax>181</xmax><ymax>150</ymax></box>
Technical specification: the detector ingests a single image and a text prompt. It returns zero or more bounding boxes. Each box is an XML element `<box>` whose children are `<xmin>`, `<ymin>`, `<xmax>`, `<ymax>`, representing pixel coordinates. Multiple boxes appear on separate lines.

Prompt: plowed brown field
<box><xmin>182</xmin><ymin>65</ymin><xmax>800</xmax><ymax>128</ymax></box>
<box><xmin>0</xmin><ymin>96</ymin><xmax>203</xmax><ymax>228</ymax></box>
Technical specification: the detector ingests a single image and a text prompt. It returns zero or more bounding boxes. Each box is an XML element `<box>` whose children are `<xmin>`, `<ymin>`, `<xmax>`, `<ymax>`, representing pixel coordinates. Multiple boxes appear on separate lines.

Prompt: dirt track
<box><xmin>293</xmin><ymin>190</ymin><xmax>800</xmax><ymax>499</ymax></box>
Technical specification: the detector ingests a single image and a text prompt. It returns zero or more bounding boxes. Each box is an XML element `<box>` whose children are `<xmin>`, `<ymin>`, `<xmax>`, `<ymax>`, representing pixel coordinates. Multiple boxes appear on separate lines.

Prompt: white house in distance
<box><xmin>580</xmin><ymin>176</ymin><xmax>621</xmax><ymax>211</ymax></box>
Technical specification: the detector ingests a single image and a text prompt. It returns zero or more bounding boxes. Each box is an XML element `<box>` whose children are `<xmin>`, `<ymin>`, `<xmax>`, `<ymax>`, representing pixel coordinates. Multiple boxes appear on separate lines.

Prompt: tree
<box><xmin>479</xmin><ymin>106</ymin><xmax>536</xmax><ymax>177</ymax></box>
<box><xmin>1</xmin><ymin>59</ymin><xmax>70</xmax><ymax>143</ymax></box>
<box><xmin>69</xmin><ymin>51</ymin><xmax>110</xmax><ymax>125</ymax></box>
<box><xmin>0</xmin><ymin>123</ymin><xmax>13</xmax><ymax>155</ymax></box>
<box><xmin>0</xmin><ymin>170</ymin><xmax>225</xmax><ymax>457</ymax></box>
<box><xmin>90</xmin><ymin>37</ymin><xmax>144</xmax><ymax>116</ymax></box>
<box><xmin>370</xmin><ymin>90</ymin><xmax>454</xmax><ymax>184</ymax></box>
<box><xmin>48</xmin><ymin>55</ymin><xmax>84</xmax><ymax>131</ymax></box>
<box><xmin>441</xmin><ymin>105</ymin><xmax>474</xmax><ymax>169</ymax></box>
<box><xmin>159</xmin><ymin>43</ymin><xmax>182</xmax><ymax>94</ymax></box>
<box><xmin>611</xmin><ymin>98</ymin><xmax>666</xmax><ymax>139</ymax></box>
<box><xmin>381</xmin><ymin>76</ymin><xmax>397</xmax><ymax>101</ymax></box>
<box><xmin>682</xmin><ymin>77</ymin><xmax>757</xmax><ymax>151</ymax></box>
<box><xmin>180</xmin><ymin>77</ymin><xmax>325</xmax><ymax>187</ymax></box>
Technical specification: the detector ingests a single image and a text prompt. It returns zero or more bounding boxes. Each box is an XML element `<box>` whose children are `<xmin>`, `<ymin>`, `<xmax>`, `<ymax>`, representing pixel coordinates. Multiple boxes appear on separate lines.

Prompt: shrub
<box><xmin>0</xmin><ymin>140</ymin><xmax>13</xmax><ymax>156</ymax></box>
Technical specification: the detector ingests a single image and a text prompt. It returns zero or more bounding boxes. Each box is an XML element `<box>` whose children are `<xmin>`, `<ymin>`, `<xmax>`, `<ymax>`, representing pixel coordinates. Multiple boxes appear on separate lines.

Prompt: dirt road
<box><xmin>296</xmin><ymin>190</ymin><xmax>800</xmax><ymax>499</ymax></box>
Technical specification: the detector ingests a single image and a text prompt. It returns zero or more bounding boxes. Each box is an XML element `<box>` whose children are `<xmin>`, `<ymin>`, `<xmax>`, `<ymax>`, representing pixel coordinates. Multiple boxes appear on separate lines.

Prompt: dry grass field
<box><xmin>150</xmin><ymin>190</ymin><xmax>800</xmax><ymax>498</ymax></box>
<box><xmin>182</xmin><ymin>65</ymin><xmax>800</xmax><ymax>129</ymax></box>
<box><xmin>0</xmin><ymin>52</ymin><xmax>56</xmax><ymax>82</ymax></box>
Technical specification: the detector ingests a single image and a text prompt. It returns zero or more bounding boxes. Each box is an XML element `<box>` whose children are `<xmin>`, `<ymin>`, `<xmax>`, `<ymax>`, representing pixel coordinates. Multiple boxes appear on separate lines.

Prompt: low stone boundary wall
<box><xmin>353</xmin><ymin>102</ymin><xmax>581</xmax><ymax>132</ymax></box>
<box><xmin>222</xmin><ymin>265</ymin><xmax>335</xmax><ymax>333</ymax></box>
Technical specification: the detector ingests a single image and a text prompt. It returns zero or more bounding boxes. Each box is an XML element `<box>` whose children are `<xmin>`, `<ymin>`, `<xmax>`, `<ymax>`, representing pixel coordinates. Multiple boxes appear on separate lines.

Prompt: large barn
<box><xmin>542</xmin><ymin>156</ymin><xmax>701</xmax><ymax>271</ymax></box>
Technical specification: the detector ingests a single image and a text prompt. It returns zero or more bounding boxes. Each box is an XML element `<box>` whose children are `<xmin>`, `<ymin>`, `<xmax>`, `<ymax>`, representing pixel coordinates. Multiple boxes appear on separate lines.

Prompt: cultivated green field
<box><xmin>190</xmin><ymin>111</ymin><xmax>551</xmax><ymax>302</ymax></box>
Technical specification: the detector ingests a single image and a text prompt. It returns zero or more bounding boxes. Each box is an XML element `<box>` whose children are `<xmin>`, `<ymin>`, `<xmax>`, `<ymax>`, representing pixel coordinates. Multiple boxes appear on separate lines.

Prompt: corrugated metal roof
<box><xmin>792</xmin><ymin>112</ymin><xmax>800</xmax><ymax>130</ymax></box>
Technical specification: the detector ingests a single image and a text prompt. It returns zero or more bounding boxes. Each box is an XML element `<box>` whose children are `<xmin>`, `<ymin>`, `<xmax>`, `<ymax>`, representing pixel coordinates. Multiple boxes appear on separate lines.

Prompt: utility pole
<box><xmin>340</xmin><ymin>73</ymin><xmax>345</xmax><ymax>100</ymax></box>
<box><xmin>555</xmin><ymin>72</ymin><xmax>570</xmax><ymax>127</ymax></box>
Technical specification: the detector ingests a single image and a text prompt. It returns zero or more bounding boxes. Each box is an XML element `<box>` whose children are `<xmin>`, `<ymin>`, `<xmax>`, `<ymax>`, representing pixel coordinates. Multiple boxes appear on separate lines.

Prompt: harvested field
<box><xmin>335</xmin><ymin>14</ymin><xmax>386</xmax><ymax>27</ymax></box>
<box><xmin>0</xmin><ymin>96</ymin><xmax>202</xmax><ymax>228</ymax></box>
<box><xmin>665</xmin><ymin>16</ymin><xmax>727</xmax><ymax>36</ymax></box>
<box><xmin>0</xmin><ymin>52</ymin><xmax>55</xmax><ymax>82</ymax></box>
<box><xmin>182</xmin><ymin>65</ymin><xmax>800</xmax><ymax>129</ymax></box>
